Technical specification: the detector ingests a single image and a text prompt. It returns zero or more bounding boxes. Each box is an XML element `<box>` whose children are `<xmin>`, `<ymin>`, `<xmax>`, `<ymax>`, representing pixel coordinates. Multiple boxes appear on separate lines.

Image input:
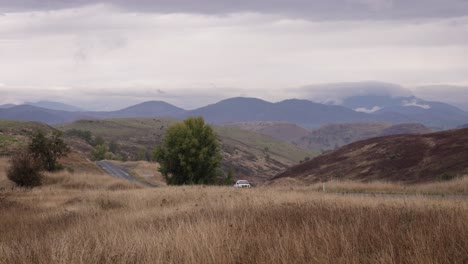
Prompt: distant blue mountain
<box><xmin>0</xmin><ymin>105</ymin><xmax>92</xmax><ymax>124</ymax></box>
<box><xmin>0</xmin><ymin>101</ymin><xmax>187</xmax><ymax>125</ymax></box>
<box><xmin>342</xmin><ymin>95</ymin><xmax>468</xmax><ymax>130</ymax></box>
<box><xmin>25</xmin><ymin>101</ymin><xmax>84</xmax><ymax>112</ymax></box>
<box><xmin>89</xmin><ymin>101</ymin><xmax>186</xmax><ymax>119</ymax></box>
<box><xmin>0</xmin><ymin>104</ymin><xmax>15</xmax><ymax>109</ymax></box>
<box><xmin>186</xmin><ymin>97</ymin><xmax>371</xmax><ymax>127</ymax></box>
<box><xmin>0</xmin><ymin>96</ymin><xmax>467</xmax><ymax>129</ymax></box>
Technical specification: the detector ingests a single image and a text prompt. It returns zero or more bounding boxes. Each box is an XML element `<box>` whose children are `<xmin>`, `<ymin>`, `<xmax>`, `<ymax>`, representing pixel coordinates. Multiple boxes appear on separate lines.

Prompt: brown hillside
<box><xmin>380</xmin><ymin>123</ymin><xmax>432</xmax><ymax>136</ymax></box>
<box><xmin>224</xmin><ymin>121</ymin><xmax>310</xmax><ymax>142</ymax></box>
<box><xmin>272</xmin><ymin>128</ymin><xmax>468</xmax><ymax>184</ymax></box>
<box><xmin>294</xmin><ymin>122</ymin><xmax>432</xmax><ymax>151</ymax></box>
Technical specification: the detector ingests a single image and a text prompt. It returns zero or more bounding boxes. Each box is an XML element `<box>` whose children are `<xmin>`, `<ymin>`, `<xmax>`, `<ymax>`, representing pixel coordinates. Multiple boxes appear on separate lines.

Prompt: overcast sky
<box><xmin>1</xmin><ymin>0</ymin><xmax>468</xmax><ymax>110</ymax></box>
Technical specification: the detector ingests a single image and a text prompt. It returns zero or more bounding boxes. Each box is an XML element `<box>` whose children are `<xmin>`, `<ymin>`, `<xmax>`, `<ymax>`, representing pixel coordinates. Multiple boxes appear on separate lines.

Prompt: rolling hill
<box><xmin>223</xmin><ymin>121</ymin><xmax>310</xmax><ymax>142</ymax></box>
<box><xmin>271</xmin><ymin>128</ymin><xmax>468</xmax><ymax>184</ymax></box>
<box><xmin>25</xmin><ymin>101</ymin><xmax>84</xmax><ymax>112</ymax></box>
<box><xmin>188</xmin><ymin>97</ymin><xmax>371</xmax><ymax>127</ymax></box>
<box><xmin>0</xmin><ymin>101</ymin><xmax>187</xmax><ymax>125</ymax></box>
<box><xmin>0</xmin><ymin>120</ymin><xmax>102</xmax><ymax>174</ymax></box>
<box><xmin>59</xmin><ymin>118</ymin><xmax>316</xmax><ymax>182</ymax></box>
<box><xmin>0</xmin><ymin>104</ymin><xmax>15</xmax><ymax>109</ymax></box>
<box><xmin>89</xmin><ymin>101</ymin><xmax>187</xmax><ymax>119</ymax></box>
<box><xmin>0</xmin><ymin>105</ymin><xmax>92</xmax><ymax>124</ymax></box>
<box><xmin>0</xmin><ymin>120</ymin><xmax>55</xmax><ymax>155</ymax></box>
<box><xmin>294</xmin><ymin>122</ymin><xmax>432</xmax><ymax>151</ymax></box>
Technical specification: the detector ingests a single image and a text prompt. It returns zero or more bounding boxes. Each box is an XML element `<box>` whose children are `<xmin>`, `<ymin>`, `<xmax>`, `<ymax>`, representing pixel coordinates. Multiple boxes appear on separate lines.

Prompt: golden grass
<box><xmin>1</xmin><ymin>170</ymin><xmax>467</xmax><ymax>264</ymax></box>
<box><xmin>302</xmin><ymin>176</ymin><xmax>468</xmax><ymax>195</ymax></box>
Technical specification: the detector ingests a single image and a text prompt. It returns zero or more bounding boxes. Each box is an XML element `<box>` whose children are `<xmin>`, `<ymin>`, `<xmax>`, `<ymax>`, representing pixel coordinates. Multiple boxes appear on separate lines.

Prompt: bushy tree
<box><xmin>92</xmin><ymin>144</ymin><xmax>108</xmax><ymax>161</ymax></box>
<box><xmin>7</xmin><ymin>150</ymin><xmax>43</xmax><ymax>187</ymax></box>
<box><xmin>92</xmin><ymin>136</ymin><xmax>105</xmax><ymax>147</ymax></box>
<box><xmin>108</xmin><ymin>140</ymin><xmax>120</xmax><ymax>154</ymax></box>
<box><xmin>29</xmin><ymin>130</ymin><xmax>70</xmax><ymax>171</ymax></box>
<box><xmin>64</xmin><ymin>129</ymin><xmax>93</xmax><ymax>144</ymax></box>
<box><xmin>154</xmin><ymin>117</ymin><xmax>221</xmax><ymax>185</ymax></box>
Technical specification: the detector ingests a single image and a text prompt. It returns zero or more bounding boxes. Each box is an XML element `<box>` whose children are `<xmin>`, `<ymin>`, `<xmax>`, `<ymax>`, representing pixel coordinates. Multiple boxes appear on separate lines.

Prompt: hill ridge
<box><xmin>272</xmin><ymin>128</ymin><xmax>468</xmax><ymax>184</ymax></box>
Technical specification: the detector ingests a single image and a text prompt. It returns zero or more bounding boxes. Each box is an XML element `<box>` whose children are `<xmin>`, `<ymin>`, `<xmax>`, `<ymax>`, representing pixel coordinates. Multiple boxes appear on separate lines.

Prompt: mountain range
<box><xmin>1</xmin><ymin>95</ymin><xmax>467</xmax><ymax>129</ymax></box>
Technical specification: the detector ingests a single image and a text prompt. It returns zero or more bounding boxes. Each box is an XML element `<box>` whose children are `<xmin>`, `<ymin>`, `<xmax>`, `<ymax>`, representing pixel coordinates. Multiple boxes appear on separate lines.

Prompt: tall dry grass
<box><xmin>305</xmin><ymin>176</ymin><xmax>468</xmax><ymax>195</ymax></box>
<box><xmin>1</xmin><ymin>171</ymin><xmax>467</xmax><ymax>264</ymax></box>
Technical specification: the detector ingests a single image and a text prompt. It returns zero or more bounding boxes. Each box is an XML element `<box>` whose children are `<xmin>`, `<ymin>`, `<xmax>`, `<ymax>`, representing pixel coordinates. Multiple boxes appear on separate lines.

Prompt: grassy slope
<box><xmin>0</xmin><ymin>170</ymin><xmax>467</xmax><ymax>264</ymax></box>
<box><xmin>59</xmin><ymin>118</ymin><xmax>316</xmax><ymax>182</ymax></box>
<box><xmin>0</xmin><ymin>120</ymin><xmax>102</xmax><ymax>175</ymax></box>
<box><xmin>0</xmin><ymin>120</ymin><xmax>56</xmax><ymax>155</ymax></box>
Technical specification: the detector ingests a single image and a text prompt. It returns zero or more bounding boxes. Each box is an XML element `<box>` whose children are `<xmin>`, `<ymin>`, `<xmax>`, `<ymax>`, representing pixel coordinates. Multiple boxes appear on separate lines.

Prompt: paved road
<box><xmin>96</xmin><ymin>161</ymin><xmax>138</xmax><ymax>183</ymax></box>
<box><xmin>96</xmin><ymin>161</ymin><xmax>158</xmax><ymax>187</ymax></box>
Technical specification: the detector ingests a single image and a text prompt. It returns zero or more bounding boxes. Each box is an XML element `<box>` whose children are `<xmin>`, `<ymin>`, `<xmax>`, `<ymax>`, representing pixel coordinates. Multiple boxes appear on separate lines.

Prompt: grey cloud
<box><xmin>413</xmin><ymin>85</ymin><xmax>468</xmax><ymax>111</ymax></box>
<box><xmin>295</xmin><ymin>81</ymin><xmax>414</xmax><ymax>105</ymax></box>
<box><xmin>1</xmin><ymin>0</ymin><xmax>468</xmax><ymax>20</ymax></box>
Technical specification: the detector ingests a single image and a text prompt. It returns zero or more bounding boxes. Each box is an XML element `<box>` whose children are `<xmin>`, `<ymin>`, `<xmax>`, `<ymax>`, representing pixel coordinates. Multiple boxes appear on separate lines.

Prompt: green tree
<box><xmin>154</xmin><ymin>117</ymin><xmax>221</xmax><ymax>185</ymax></box>
<box><xmin>108</xmin><ymin>140</ymin><xmax>120</xmax><ymax>154</ymax></box>
<box><xmin>92</xmin><ymin>144</ymin><xmax>108</xmax><ymax>161</ymax></box>
<box><xmin>29</xmin><ymin>130</ymin><xmax>70</xmax><ymax>171</ymax></box>
<box><xmin>93</xmin><ymin>136</ymin><xmax>105</xmax><ymax>147</ymax></box>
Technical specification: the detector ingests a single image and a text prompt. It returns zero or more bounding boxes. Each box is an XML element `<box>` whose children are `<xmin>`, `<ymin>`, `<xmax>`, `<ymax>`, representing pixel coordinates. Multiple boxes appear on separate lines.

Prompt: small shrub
<box><xmin>439</xmin><ymin>173</ymin><xmax>457</xmax><ymax>181</ymax></box>
<box><xmin>387</xmin><ymin>153</ymin><xmax>401</xmax><ymax>160</ymax></box>
<box><xmin>96</xmin><ymin>196</ymin><xmax>124</xmax><ymax>210</ymax></box>
<box><xmin>7</xmin><ymin>150</ymin><xmax>43</xmax><ymax>187</ymax></box>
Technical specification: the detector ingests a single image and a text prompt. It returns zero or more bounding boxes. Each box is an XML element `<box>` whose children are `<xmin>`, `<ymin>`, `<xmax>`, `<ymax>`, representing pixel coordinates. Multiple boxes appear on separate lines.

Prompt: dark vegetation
<box><xmin>29</xmin><ymin>130</ymin><xmax>70</xmax><ymax>171</ymax></box>
<box><xmin>7</xmin><ymin>149</ymin><xmax>43</xmax><ymax>187</ymax></box>
<box><xmin>7</xmin><ymin>130</ymin><xmax>70</xmax><ymax>187</ymax></box>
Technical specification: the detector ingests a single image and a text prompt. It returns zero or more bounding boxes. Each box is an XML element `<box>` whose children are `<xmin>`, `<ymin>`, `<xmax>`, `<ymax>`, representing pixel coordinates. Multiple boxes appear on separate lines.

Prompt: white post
<box><xmin>322</xmin><ymin>182</ymin><xmax>326</xmax><ymax>193</ymax></box>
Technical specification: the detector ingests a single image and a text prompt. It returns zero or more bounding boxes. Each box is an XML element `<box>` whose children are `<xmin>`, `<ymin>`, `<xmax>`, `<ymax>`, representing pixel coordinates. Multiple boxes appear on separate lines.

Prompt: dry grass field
<box><xmin>272</xmin><ymin>176</ymin><xmax>468</xmax><ymax>195</ymax></box>
<box><xmin>1</xmin><ymin>166</ymin><xmax>467</xmax><ymax>264</ymax></box>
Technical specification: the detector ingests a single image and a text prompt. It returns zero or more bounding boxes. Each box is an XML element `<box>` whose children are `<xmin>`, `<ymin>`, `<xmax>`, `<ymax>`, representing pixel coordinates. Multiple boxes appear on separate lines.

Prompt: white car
<box><xmin>234</xmin><ymin>180</ymin><xmax>251</xmax><ymax>188</ymax></box>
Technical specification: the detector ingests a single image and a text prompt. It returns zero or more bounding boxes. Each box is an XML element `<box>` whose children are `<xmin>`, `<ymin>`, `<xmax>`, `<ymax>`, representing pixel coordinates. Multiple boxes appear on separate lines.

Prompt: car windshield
<box><xmin>237</xmin><ymin>180</ymin><xmax>249</xmax><ymax>184</ymax></box>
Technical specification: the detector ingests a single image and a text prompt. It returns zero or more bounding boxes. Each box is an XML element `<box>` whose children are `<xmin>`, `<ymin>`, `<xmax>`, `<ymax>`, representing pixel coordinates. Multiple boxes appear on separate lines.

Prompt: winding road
<box><xmin>96</xmin><ymin>161</ymin><xmax>138</xmax><ymax>183</ymax></box>
<box><xmin>96</xmin><ymin>160</ymin><xmax>158</xmax><ymax>187</ymax></box>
